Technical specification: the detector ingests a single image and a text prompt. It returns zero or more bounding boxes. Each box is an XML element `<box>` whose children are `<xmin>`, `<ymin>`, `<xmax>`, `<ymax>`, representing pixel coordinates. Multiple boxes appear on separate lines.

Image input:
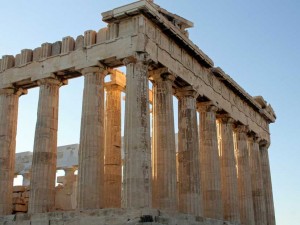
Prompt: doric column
<box><xmin>176</xmin><ymin>87</ymin><xmax>202</xmax><ymax>216</ymax></box>
<box><xmin>0</xmin><ymin>88</ymin><xmax>26</xmax><ymax>216</ymax></box>
<box><xmin>103</xmin><ymin>81</ymin><xmax>123</xmax><ymax>208</ymax></box>
<box><xmin>123</xmin><ymin>53</ymin><xmax>152</xmax><ymax>208</ymax></box>
<box><xmin>197</xmin><ymin>102</ymin><xmax>223</xmax><ymax>219</ymax></box>
<box><xmin>151</xmin><ymin>69</ymin><xmax>177</xmax><ymax>212</ymax></box>
<box><xmin>216</xmin><ymin>115</ymin><xmax>240</xmax><ymax>223</ymax></box>
<box><xmin>260</xmin><ymin>141</ymin><xmax>276</xmax><ymax>225</ymax></box>
<box><xmin>77</xmin><ymin>66</ymin><xmax>107</xmax><ymax>210</ymax></box>
<box><xmin>248</xmin><ymin>134</ymin><xmax>267</xmax><ymax>225</ymax></box>
<box><xmin>233</xmin><ymin>125</ymin><xmax>255</xmax><ymax>225</ymax></box>
<box><xmin>22</xmin><ymin>172</ymin><xmax>31</xmax><ymax>186</ymax></box>
<box><xmin>29</xmin><ymin>78</ymin><xmax>63</xmax><ymax>213</ymax></box>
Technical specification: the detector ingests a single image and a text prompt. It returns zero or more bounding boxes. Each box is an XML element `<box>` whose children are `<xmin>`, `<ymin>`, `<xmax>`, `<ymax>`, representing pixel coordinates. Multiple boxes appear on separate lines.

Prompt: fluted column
<box><xmin>197</xmin><ymin>102</ymin><xmax>223</xmax><ymax>219</ymax></box>
<box><xmin>151</xmin><ymin>70</ymin><xmax>177</xmax><ymax>211</ymax></box>
<box><xmin>123</xmin><ymin>53</ymin><xmax>152</xmax><ymax>208</ymax></box>
<box><xmin>103</xmin><ymin>83</ymin><xmax>123</xmax><ymax>208</ymax></box>
<box><xmin>216</xmin><ymin>115</ymin><xmax>240</xmax><ymax>223</ymax></box>
<box><xmin>260</xmin><ymin>141</ymin><xmax>276</xmax><ymax>225</ymax></box>
<box><xmin>29</xmin><ymin>78</ymin><xmax>62</xmax><ymax>213</ymax></box>
<box><xmin>234</xmin><ymin>125</ymin><xmax>255</xmax><ymax>225</ymax></box>
<box><xmin>176</xmin><ymin>88</ymin><xmax>202</xmax><ymax>216</ymax></box>
<box><xmin>0</xmin><ymin>88</ymin><xmax>25</xmax><ymax>216</ymax></box>
<box><xmin>77</xmin><ymin>66</ymin><xmax>107</xmax><ymax>210</ymax></box>
<box><xmin>248</xmin><ymin>135</ymin><xmax>267</xmax><ymax>225</ymax></box>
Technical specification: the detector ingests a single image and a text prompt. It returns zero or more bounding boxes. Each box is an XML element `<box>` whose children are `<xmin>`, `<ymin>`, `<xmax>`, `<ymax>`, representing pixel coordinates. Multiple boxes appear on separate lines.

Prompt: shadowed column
<box><xmin>29</xmin><ymin>78</ymin><xmax>62</xmax><ymax>213</ymax></box>
<box><xmin>151</xmin><ymin>70</ymin><xmax>177</xmax><ymax>212</ymax></box>
<box><xmin>103</xmin><ymin>79</ymin><xmax>123</xmax><ymax>208</ymax></box>
<box><xmin>217</xmin><ymin>115</ymin><xmax>240</xmax><ymax>223</ymax></box>
<box><xmin>176</xmin><ymin>87</ymin><xmax>202</xmax><ymax>216</ymax></box>
<box><xmin>234</xmin><ymin>125</ymin><xmax>255</xmax><ymax>225</ymax></box>
<box><xmin>248</xmin><ymin>134</ymin><xmax>267</xmax><ymax>225</ymax></box>
<box><xmin>77</xmin><ymin>66</ymin><xmax>107</xmax><ymax>210</ymax></box>
<box><xmin>0</xmin><ymin>88</ymin><xmax>26</xmax><ymax>216</ymax></box>
<box><xmin>197</xmin><ymin>102</ymin><xmax>223</xmax><ymax>219</ymax></box>
<box><xmin>123</xmin><ymin>53</ymin><xmax>152</xmax><ymax>208</ymax></box>
<box><xmin>260</xmin><ymin>141</ymin><xmax>276</xmax><ymax>225</ymax></box>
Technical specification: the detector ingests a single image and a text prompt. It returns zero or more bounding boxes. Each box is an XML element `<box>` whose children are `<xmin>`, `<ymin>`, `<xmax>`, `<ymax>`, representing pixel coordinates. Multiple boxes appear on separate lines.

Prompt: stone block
<box><xmin>41</xmin><ymin>43</ymin><xmax>52</xmax><ymax>58</ymax></box>
<box><xmin>84</xmin><ymin>30</ymin><xmax>96</xmax><ymax>47</ymax></box>
<box><xmin>13</xmin><ymin>192</ymin><xmax>22</xmax><ymax>198</ymax></box>
<box><xmin>33</xmin><ymin>47</ymin><xmax>42</xmax><ymax>61</ymax></box>
<box><xmin>15</xmin><ymin>54</ymin><xmax>21</xmax><ymax>66</ymax></box>
<box><xmin>13</xmin><ymin>204</ymin><xmax>28</xmax><ymax>212</ymax></box>
<box><xmin>61</xmin><ymin>36</ymin><xmax>75</xmax><ymax>54</ymax></box>
<box><xmin>21</xmin><ymin>49</ymin><xmax>33</xmax><ymax>65</ymax></box>
<box><xmin>75</xmin><ymin>35</ymin><xmax>84</xmax><ymax>50</ymax></box>
<box><xmin>22</xmin><ymin>191</ymin><xmax>30</xmax><ymax>198</ymax></box>
<box><xmin>13</xmin><ymin>186</ymin><xmax>26</xmax><ymax>192</ymax></box>
<box><xmin>1</xmin><ymin>55</ymin><xmax>15</xmax><ymax>70</ymax></box>
<box><xmin>12</xmin><ymin>197</ymin><xmax>26</xmax><ymax>204</ymax></box>
<box><xmin>97</xmin><ymin>28</ymin><xmax>108</xmax><ymax>43</ymax></box>
<box><xmin>51</xmin><ymin>41</ymin><xmax>62</xmax><ymax>56</ymax></box>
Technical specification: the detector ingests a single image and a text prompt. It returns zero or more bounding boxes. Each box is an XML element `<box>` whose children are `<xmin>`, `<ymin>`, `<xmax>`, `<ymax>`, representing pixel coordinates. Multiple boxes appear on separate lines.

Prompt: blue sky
<box><xmin>1</xmin><ymin>0</ymin><xmax>299</xmax><ymax>224</ymax></box>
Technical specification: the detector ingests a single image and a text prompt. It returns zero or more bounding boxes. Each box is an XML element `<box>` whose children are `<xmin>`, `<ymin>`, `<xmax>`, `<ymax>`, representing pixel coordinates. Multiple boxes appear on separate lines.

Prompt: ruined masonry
<box><xmin>0</xmin><ymin>1</ymin><xmax>276</xmax><ymax>225</ymax></box>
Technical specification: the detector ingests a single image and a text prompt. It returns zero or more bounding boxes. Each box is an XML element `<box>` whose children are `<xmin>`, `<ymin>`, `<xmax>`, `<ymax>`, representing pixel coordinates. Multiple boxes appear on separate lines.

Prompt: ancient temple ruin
<box><xmin>0</xmin><ymin>1</ymin><xmax>276</xmax><ymax>225</ymax></box>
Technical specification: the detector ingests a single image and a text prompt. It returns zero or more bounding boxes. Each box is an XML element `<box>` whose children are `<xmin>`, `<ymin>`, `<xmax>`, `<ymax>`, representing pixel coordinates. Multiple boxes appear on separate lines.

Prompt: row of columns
<box><xmin>0</xmin><ymin>53</ymin><xmax>275</xmax><ymax>225</ymax></box>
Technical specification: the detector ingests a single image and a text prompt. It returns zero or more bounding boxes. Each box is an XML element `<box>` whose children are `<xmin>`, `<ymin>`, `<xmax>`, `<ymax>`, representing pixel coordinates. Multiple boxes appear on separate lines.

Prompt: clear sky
<box><xmin>1</xmin><ymin>0</ymin><xmax>299</xmax><ymax>224</ymax></box>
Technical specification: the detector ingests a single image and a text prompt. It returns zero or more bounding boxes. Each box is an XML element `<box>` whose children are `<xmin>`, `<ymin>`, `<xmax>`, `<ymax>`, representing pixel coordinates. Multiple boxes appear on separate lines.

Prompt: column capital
<box><xmin>216</xmin><ymin>114</ymin><xmax>235</xmax><ymax>124</ymax></box>
<box><xmin>247</xmin><ymin>133</ymin><xmax>261</xmax><ymax>143</ymax></box>
<box><xmin>233</xmin><ymin>124</ymin><xmax>249</xmax><ymax>134</ymax></box>
<box><xmin>175</xmin><ymin>86</ymin><xmax>198</xmax><ymax>99</ymax></box>
<box><xmin>149</xmin><ymin>67</ymin><xmax>176</xmax><ymax>82</ymax></box>
<box><xmin>105</xmin><ymin>83</ymin><xmax>124</xmax><ymax>92</ymax></box>
<box><xmin>37</xmin><ymin>78</ymin><xmax>67</xmax><ymax>86</ymax></box>
<box><xmin>81</xmin><ymin>65</ymin><xmax>108</xmax><ymax>76</ymax></box>
<box><xmin>197</xmin><ymin>101</ymin><xmax>218</xmax><ymax>113</ymax></box>
<box><xmin>259</xmin><ymin>139</ymin><xmax>270</xmax><ymax>149</ymax></box>
<box><xmin>123</xmin><ymin>52</ymin><xmax>152</xmax><ymax>66</ymax></box>
<box><xmin>0</xmin><ymin>87</ymin><xmax>27</xmax><ymax>96</ymax></box>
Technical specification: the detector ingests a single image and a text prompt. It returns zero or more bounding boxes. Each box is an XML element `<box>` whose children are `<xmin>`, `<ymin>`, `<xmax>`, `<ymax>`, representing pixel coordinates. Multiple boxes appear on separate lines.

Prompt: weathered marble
<box><xmin>260</xmin><ymin>141</ymin><xmax>276</xmax><ymax>225</ymax></box>
<box><xmin>234</xmin><ymin>125</ymin><xmax>255</xmax><ymax>225</ymax></box>
<box><xmin>29</xmin><ymin>78</ymin><xmax>62</xmax><ymax>213</ymax></box>
<box><xmin>248</xmin><ymin>135</ymin><xmax>267</xmax><ymax>225</ymax></box>
<box><xmin>123</xmin><ymin>53</ymin><xmax>152</xmax><ymax>208</ymax></box>
<box><xmin>0</xmin><ymin>88</ymin><xmax>24</xmax><ymax>215</ymax></box>
<box><xmin>197</xmin><ymin>102</ymin><xmax>223</xmax><ymax>220</ymax></box>
<box><xmin>216</xmin><ymin>116</ymin><xmax>240</xmax><ymax>223</ymax></box>
<box><xmin>103</xmin><ymin>83</ymin><xmax>123</xmax><ymax>208</ymax></box>
<box><xmin>176</xmin><ymin>88</ymin><xmax>202</xmax><ymax>216</ymax></box>
<box><xmin>151</xmin><ymin>70</ymin><xmax>177</xmax><ymax>212</ymax></box>
<box><xmin>77</xmin><ymin>66</ymin><xmax>107</xmax><ymax>210</ymax></box>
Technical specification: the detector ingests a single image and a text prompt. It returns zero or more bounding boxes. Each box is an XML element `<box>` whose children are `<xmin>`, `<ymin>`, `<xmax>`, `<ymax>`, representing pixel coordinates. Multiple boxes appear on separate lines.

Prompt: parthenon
<box><xmin>0</xmin><ymin>1</ymin><xmax>276</xmax><ymax>225</ymax></box>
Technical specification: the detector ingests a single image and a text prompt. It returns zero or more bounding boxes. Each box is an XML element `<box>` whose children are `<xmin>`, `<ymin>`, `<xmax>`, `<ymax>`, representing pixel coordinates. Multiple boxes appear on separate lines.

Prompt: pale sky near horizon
<box><xmin>0</xmin><ymin>1</ymin><xmax>299</xmax><ymax>224</ymax></box>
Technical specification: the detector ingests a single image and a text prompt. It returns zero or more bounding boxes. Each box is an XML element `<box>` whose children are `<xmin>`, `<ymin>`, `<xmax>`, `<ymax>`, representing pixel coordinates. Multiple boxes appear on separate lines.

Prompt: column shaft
<box><xmin>29</xmin><ymin>79</ymin><xmax>61</xmax><ymax>213</ymax></box>
<box><xmin>234</xmin><ymin>126</ymin><xmax>255</xmax><ymax>225</ymax></box>
<box><xmin>249</xmin><ymin>136</ymin><xmax>267</xmax><ymax>225</ymax></box>
<box><xmin>0</xmin><ymin>89</ymin><xmax>22</xmax><ymax>216</ymax></box>
<box><xmin>123</xmin><ymin>53</ymin><xmax>152</xmax><ymax>208</ymax></box>
<box><xmin>261</xmin><ymin>144</ymin><xmax>276</xmax><ymax>225</ymax></box>
<box><xmin>198</xmin><ymin>102</ymin><xmax>223</xmax><ymax>219</ymax></box>
<box><xmin>217</xmin><ymin>117</ymin><xmax>240</xmax><ymax>222</ymax></box>
<box><xmin>77</xmin><ymin>67</ymin><xmax>106</xmax><ymax>209</ymax></box>
<box><xmin>152</xmin><ymin>74</ymin><xmax>177</xmax><ymax>211</ymax></box>
<box><xmin>104</xmin><ymin>85</ymin><xmax>122</xmax><ymax>208</ymax></box>
<box><xmin>177</xmin><ymin>89</ymin><xmax>202</xmax><ymax>216</ymax></box>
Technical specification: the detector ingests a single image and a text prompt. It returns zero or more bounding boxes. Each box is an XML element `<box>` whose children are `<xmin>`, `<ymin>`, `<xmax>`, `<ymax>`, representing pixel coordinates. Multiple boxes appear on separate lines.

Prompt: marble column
<box><xmin>0</xmin><ymin>88</ymin><xmax>25</xmax><ymax>216</ymax></box>
<box><xmin>151</xmin><ymin>70</ymin><xmax>177</xmax><ymax>212</ymax></box>
<box><xmin>260</xmin><ymin>141</ymin><xmax>276</xmax><ymax>225</ymax></box>
<box><xmin>234</xmin><ymin>125</ymin><xmax>255</xmax><ymax>225</ymax></box>
<box><xmin>216</xmin><ymin>115</ymin><xmax>240</xmax><ymax>223</ymax></box>
<box><xmin>29</xmin><ymin>78</ymin><xmax>62</xmax><ymax>213</ymax></box>
<box><xmin>176</xmin><ymin>88</ymin><xmax>202</xmax><ymax>216</ymax></box>
<box><xmin>248</xmin><ymin>134</ymin><xmax>267</xmax><ymax>225</ymax></box>
<box><xmin>103</xmin><ymin>83</ymin><xmax>123</xmax><ymax>208</ymax></box>
<box><xmin>197</xmin><ymin>102</ymin><xmax>223</xmax><ymax>219</ymax></box>
<box><xmin>77</xmin><ymin>66</ymin><xmax>107</xmax><ymax>210</ymax></box>
<box><xmin>123</xmin><ymin>53</ymin><xmax>152</xmax><ymax>208</ymax></box>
